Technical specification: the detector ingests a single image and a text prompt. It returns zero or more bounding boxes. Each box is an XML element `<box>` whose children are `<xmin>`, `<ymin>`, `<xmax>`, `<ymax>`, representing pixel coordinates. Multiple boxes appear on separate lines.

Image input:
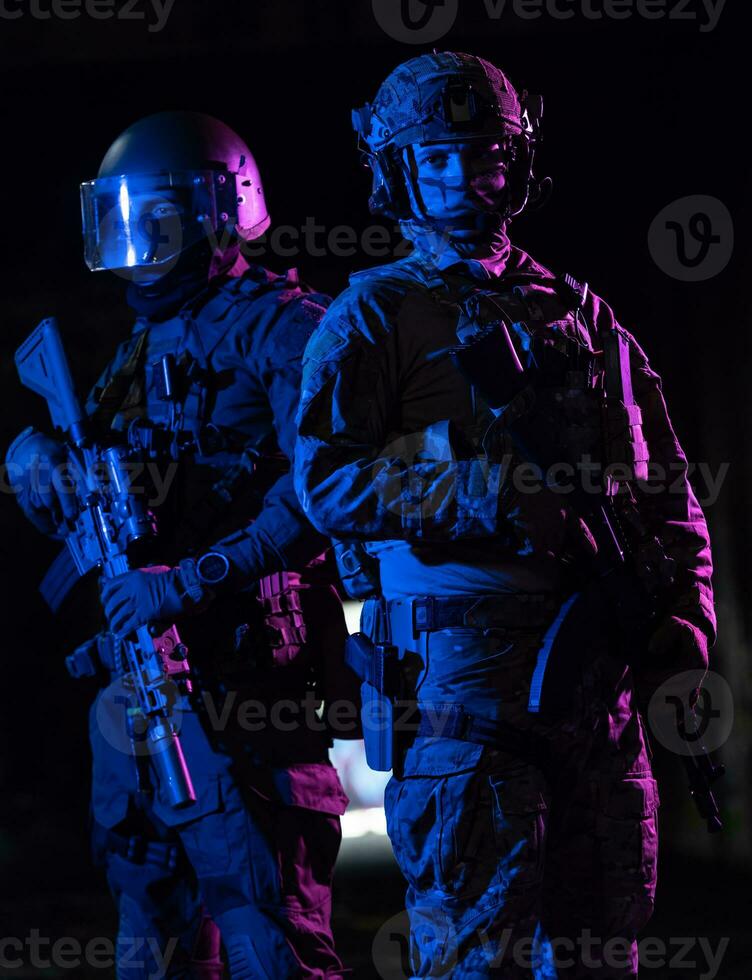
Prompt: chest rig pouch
<box><xmin>90</xmin><ymin>273</ymin><xmax>330</xmax><ymax>680</ymax></box>
<box><xmin>93</xmin><ymin>268</ymin><xmax>301</xmax><ymax>450</ymax></box>
<box><xmin>115</xmin><ymin>294</ymin><xmax>242</xmax><ymax>462</ymax></box>
<box><xmin>132</xmin><ymin>346</ymin><xmax>218</xmax><ymax>461</ymax></box>
<box><xmin>439</xmin><ymin>273</ymin><xmax>649</xmax><ymax>494</ymax></box>
<box><xmin>438</xmin><ymin>274</ymin><xmax>671</xmax><ymax>722</ymax></box>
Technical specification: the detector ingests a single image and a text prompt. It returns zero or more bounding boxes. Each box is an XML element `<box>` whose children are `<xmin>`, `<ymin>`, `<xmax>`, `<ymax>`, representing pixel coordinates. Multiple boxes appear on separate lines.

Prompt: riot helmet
<box><xmin>80</xmin><ymin>111</ymin><xmax>270</xmax><ymax>282</ymax></box>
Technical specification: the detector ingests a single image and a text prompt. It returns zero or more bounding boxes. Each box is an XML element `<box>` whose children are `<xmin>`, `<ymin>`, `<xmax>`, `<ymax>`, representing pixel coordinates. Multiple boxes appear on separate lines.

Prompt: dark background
<box><xmin>1</xmin><ymin>0</ymin><xmax>750</xmax><ymax>976</ymax></box>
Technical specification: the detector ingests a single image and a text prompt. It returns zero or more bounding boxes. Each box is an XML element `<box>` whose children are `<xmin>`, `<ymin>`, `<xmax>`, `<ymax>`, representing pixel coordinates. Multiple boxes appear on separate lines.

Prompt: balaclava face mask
<box><xmin>125</xmin><ymin>239</ymin><xmax>241</xmax><ymax>320</ymax></box>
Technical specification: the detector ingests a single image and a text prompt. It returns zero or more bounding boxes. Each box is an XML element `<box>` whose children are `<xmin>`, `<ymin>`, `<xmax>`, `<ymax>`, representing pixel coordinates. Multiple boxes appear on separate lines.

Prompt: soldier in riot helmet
<box><xmin>6</xmin><ymin>111</ymin><xmax>354</xmax><ymax>979</ymax></box>
<box><xmin>295</xmin><ymin>53</ymin><xmax>716</xmax><ymax>977</ymax></box>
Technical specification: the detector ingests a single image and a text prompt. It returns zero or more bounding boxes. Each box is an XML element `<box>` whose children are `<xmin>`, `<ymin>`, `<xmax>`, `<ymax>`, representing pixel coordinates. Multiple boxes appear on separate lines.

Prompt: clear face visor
<box><xmin>80</xmin><ymin>170</ymin><xmax>244</xmax><ymax>278</ymax></box>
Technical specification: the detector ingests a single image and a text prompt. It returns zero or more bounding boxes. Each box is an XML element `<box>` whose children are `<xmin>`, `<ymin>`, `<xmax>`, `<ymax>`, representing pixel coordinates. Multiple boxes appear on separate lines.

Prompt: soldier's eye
<box><xmin>151</xmin><ymin>202</ymin><xmax>183</xmax><ymax>218</ymax></box>
<box><xmin>136</xmin><ymin>198</ymin><xmax>184</xmax><ymax>220</ymax></box>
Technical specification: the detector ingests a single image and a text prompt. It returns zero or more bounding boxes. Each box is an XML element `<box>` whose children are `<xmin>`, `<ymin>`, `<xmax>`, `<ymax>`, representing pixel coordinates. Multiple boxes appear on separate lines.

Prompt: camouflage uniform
<box><xmin>295</xmin><ymin>237</ymin><xmax>715</xmax><ymax>977</ymax></box>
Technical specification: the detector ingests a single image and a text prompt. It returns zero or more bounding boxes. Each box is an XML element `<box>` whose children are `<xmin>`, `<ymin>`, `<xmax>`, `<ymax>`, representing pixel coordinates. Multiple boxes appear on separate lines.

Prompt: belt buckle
<box><xmin>413</xmin><ymin>596</ymin><xmax>436</xmax><ymax>632</ymax></box>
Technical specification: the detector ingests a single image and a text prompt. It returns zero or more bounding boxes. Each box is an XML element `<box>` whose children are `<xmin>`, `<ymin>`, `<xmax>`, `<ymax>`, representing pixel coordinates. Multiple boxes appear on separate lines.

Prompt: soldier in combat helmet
<box><xmin>294</xmin><ymin>53</ymin><xmax>715</xmax><ymax>977</ymax></box>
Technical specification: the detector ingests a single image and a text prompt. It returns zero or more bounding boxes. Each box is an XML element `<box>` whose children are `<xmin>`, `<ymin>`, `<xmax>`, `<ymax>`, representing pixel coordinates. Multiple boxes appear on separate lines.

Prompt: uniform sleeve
<box><xmin>293</xmin><ymin>288</ymin><xmax>503</xmax><ymax>542</ymax></box>
<box><xmin>592</xmin><ymin>296</ymin><xmax>716</xmax><ymax>643</ymax></box>
<box><xmin>210</xmin><ymin>296</ymin><xmax>331</xmax><ymax>582</ymax></box>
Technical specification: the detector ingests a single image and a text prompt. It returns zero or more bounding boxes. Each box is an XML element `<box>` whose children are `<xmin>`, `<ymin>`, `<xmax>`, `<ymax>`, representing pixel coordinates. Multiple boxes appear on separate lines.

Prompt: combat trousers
<box><xmin>89</xmin><ymin>692</ymin><xmax>348</xmax><ymax>980</ymax></box>
<box><xmin>381</xmin><ymin>598</ymin><xmax>659</xmax><ymax>979</ymax></box>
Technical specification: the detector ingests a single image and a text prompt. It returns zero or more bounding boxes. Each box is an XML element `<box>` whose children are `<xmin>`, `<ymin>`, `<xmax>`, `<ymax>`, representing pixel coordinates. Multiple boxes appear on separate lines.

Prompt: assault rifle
<box><xmin>15</xmin><ymin>318</ymin><xmax>196</xmax><ymax>810</ymax></box>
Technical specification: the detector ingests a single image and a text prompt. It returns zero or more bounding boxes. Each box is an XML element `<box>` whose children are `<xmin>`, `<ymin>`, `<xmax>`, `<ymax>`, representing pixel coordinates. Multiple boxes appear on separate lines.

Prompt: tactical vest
<box><xmin>88</xmin><ymin>270</ymin><xmax>294</xmax><ymax>557</ymax></box>
<box><xmin>333</xmin><ymin>264</ymin><xmax>649</xmax><ymax>599</ymax></box>
<box><xmin>91</xmin><ymin>270</ymin><xmax>287</xmax><ymax>453</ymax></box>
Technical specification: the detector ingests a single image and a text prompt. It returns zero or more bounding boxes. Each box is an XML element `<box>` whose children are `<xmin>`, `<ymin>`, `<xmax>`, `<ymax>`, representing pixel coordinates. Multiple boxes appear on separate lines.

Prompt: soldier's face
<box><xmin>95</xmin><ymin>185</ymin><xmax>187</xmax><ymax>284</ymax></box>
<box><xmin>406</xmin><ymin>139</ymin><xmax>510</xmax><ymax>233</ymax></box>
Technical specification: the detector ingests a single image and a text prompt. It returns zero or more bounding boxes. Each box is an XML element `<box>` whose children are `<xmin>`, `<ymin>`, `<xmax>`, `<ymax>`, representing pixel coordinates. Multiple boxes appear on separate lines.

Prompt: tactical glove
<box><xmin>634</xmin><ymin>614</ymin><xmax>710</xmax><ymax>711</ymax></box>
<box><xmin>100</xmin><ymin>562</ymin><xmax>212</xmax><ymax>636</ymax></box>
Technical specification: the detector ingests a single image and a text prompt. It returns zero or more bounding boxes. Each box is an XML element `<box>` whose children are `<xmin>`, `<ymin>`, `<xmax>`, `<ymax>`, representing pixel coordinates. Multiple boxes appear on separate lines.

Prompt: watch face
<box><xmin>197</xmin><ymin>552</ymin><xmax>230</xmax><ymax>585</ymax></box>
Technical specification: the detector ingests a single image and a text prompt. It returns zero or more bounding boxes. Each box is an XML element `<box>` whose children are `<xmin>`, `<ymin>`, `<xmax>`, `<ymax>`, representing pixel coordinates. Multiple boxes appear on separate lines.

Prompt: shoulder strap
<box><xmin>89</xmin><ymin>330</ymin><xmax>149</xmax><ymax>431</ymax></box>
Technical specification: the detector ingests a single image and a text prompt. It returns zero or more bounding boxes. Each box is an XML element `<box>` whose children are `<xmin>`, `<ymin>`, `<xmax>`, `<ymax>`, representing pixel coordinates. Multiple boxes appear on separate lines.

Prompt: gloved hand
<box><xmin>634</xmin><ymin>614</ymin><xmax>710</xmax><ymax>712</ymax></box>
<box><xmin>100</xmin><ymin>563</ymin><xmax>209</xmax><ymax>636</ymax></box>
<box><xmin>4</xmin><ymin>427</ymin><xmax>79</xmax><ymax>538</ymax></box>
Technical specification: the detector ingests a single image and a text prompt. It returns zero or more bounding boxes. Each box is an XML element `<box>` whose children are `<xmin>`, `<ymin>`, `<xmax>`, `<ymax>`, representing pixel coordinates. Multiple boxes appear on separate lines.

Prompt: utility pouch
<box><xmin>332</xmin><ymin>538</ymin><xmax>381</xmax><ymax>600</ymax></box>
<box><xmin>344</xmin><ymin>632</ymin><xmax>401</xmax><ymax>771</ymax></box>
<box><xmin>66</xmin><ymin>631</ymin><xmax>121</xmax><ymax>679</ymax></box>
<box><xmin>256</xmin><ymin>570</ymin><xmax>307</xmax><ymax>667</ymax></box>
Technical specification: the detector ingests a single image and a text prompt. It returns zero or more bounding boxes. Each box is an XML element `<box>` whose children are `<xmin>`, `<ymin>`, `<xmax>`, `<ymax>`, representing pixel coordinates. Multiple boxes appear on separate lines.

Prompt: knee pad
<box><xmin>217</xmin><ymin>906</ymin><xmax>299</xmax><ymax>980</ymax></box>
<box><xmin>115</xmin><ymin>897</ymin><xmax>225</xmax><ymax>980</ymax></box>
<box><xmin>102</xmin><ymin>837</ymin><xmax>211</xmax><ymax>980</ymax></box>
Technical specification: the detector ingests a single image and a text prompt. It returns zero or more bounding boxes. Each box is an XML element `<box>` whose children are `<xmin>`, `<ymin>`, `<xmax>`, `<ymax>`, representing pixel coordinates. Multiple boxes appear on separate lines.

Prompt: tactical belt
<box><xmin>397</xmin><ymin>593</ymin><xmax>562</xmax><ymax>633</ymax></box>
<box><xmin>410</xmin><ymin>703</ymin><xmax>553</xmax><ymax>770</ymax></box>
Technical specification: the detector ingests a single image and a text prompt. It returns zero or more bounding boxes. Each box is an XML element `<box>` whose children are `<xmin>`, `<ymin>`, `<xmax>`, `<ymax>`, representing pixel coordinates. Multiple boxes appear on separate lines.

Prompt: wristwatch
<box><xmin>196</xmin><ymin>551</ymin><xmax>231</xmax><ymax>587</ymax></box>
<box><xmin>178</xmin><ymin>551</ymin><xmax>232</xmax><ymax>604</ymax></box>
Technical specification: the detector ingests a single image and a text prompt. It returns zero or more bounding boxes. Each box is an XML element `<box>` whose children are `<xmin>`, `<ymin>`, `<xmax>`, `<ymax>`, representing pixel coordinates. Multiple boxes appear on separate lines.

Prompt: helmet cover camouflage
<box><xmin>355</xmin><ymin>52</ymin><xmax>526</xmax><ymax>153</ymax></box>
